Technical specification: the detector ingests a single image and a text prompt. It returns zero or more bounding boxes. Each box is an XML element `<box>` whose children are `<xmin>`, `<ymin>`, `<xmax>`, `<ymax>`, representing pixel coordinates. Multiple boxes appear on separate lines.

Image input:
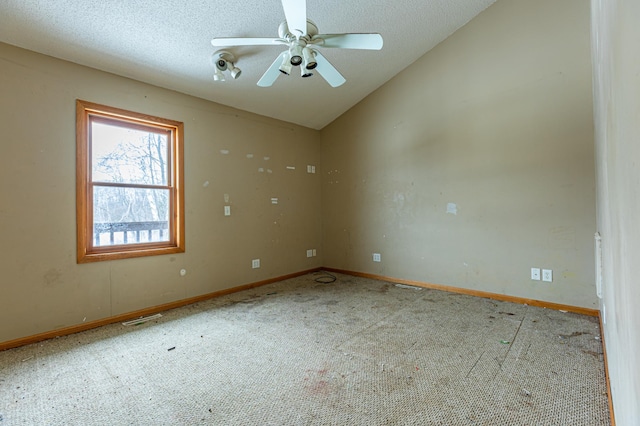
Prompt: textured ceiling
<box><xmin>0</xmin><ymin>0</ymin><xmax>496</xmax><ymax>129</ymax></box>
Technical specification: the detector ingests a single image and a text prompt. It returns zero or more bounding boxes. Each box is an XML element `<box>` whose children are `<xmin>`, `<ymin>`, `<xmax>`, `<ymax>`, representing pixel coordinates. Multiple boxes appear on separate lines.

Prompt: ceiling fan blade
<box><xmin>211</xmin><ymin>37</ymin><xmax>285</xmax><ymax>47</ymax></box>
<box><xmin>313</xmin><ymin>51</ymin><xmax>346</xmax><ymax>87</ymax></box>
<box><xmin>257</xmin><ymin>51</ymin><xmax>288</xmax><ymax>87</ymax></box>
<box><xmin>281</xmin><ymin>0</ymin><xmax>307</xmax><ymax>37</ymax></box>
<box><xmin>312</xmin><ymin>33</ymin><xmax>383</xmax><ymax>50</ymax></box>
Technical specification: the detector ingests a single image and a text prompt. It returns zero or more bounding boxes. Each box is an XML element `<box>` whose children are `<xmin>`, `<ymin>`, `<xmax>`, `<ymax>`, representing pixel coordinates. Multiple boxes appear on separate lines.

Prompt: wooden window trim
<box><xmin>76</xmin><ymin>100</ymin><xmax>185</xmax><ymax>263</ymax></box>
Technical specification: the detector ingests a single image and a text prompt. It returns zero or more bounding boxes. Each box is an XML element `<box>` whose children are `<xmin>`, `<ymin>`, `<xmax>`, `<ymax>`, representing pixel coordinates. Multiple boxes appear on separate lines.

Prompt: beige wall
<box><xmin>0</xmin><ymin>42</ymin><xmax>322</xmax><ymax>343</ymax></box>
<box><xmin>1</xmin><ymin>0</ymin><xmax>600</xmax><ymax>344</ymax></box>
<box><xmin>592</xmin><ymin>0</ymin><xmax>640</xmax><ymax>422</ymax></box>
<box><xmin>321</xmin><ymin>0</ymin><xmax>596</xmax><ymax>308</ymax></box>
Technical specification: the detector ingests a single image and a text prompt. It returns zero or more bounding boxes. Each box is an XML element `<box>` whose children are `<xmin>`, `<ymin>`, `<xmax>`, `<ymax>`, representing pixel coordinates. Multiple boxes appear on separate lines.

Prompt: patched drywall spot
<box><xmin>548</xmin><ymin>226</ymin><xmax>576</xmax><ymax>249</ymax></box>
<box><xmin>220</xmin><ymin>149</ymin><xmax>230</xmax><ymax>155</ymax></box>
<box><xmin>246</xmin><ymin>154</ymin><xmax>254</xmax><ymax>159</ymax></box>
<box><xmin>224</xmin><ymin>194</ymin><xmax>230</xmax><ymax>203</ymax></box>
<box><xmin>286</xmin><ymin>166</ymin><xmax>296</xmax><ymax>170</ymax></box>
<box><xmin>258</xmin><ymin>168</ymin><xmax>265</xmax><ymax>173</ymax></box>
<box><xmin>267</xmin><ymin>169</ymin><xmax>273</xmax><ymax>174</ymax></box>
<box><xmin>202</xmin><ymin>181</ymin><xmax>209</xmax><ymax>187</ymax></box>
<box><xmin>447</xmin><ymin>203</ymin><xmax>458</xmax><ymax>215</ymax></box>
<box><xmin>263</xmin><ymin>156</ymin><xmax>270</xmax><ymax>161</ymax></box>
<box><xmin>327</xmin><ymin>169</ymin><xmax>341</xmax><ymax>185</ymax></box>
<box><xmin>43</xmin><ymin>268</ymin><xmax>62</xmax><ymax>288</ymax></box>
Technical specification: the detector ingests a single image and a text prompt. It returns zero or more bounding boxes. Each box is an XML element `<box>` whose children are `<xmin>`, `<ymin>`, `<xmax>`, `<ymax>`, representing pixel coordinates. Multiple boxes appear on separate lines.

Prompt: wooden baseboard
<box><xmin>0</xmin><ymin>266</ymin><xmax>600</xmax><ymax>351</ymax></box>
<box><xmin>0</xmin><ymin>268</ymin><xmax>320</xmax><ymax>352</ymax></box>
<box><xmin>599</xmin><ymin>314</ymin><xmax>616</xmax><ymax>426</ymax></box>
<box><xmin>323</xmin><ymin>267</ymin><xmax>600</xmax><ymax>317</ymax></box>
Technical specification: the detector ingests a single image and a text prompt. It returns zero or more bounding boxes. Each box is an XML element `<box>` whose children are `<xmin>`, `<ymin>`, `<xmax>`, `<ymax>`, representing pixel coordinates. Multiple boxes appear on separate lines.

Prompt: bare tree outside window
<box><xmin>91</xmin><ymin>123</ymin><xmax>170</xmax><ymax>246</ymax></box>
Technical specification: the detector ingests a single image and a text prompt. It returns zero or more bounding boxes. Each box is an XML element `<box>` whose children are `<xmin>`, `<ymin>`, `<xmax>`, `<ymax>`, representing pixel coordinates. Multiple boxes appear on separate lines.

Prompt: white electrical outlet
<box><xmin>252</xmin><ymin>259</ymin><xmax>260</xmax><ymax>269</ymax></box>
<box><xmin>306</xmin><ymin>249</ymin><xmax>313</xmax><ymax>258</ymax></box>
<box><xmin>373</xmin><ymin>253</ymin><xmax>381</xmax><ymax>262</ymax></box>
<box><xmin>224</xmin><ymin>205</ymin><xmax>231</xmax><ymax>216</ymax></box>
<box><xmin>542</xmin><ymin>269</ymin><xmax>553</xmax><ymax>282</ymax></box>
<box><xmin>531</xmin><ymin>268</ymin><xmax>541</xmax><ymax>280</ymax></box>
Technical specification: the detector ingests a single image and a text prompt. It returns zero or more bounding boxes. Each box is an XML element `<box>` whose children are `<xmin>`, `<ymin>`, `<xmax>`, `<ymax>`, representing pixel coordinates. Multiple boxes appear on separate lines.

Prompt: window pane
<box><xmin>91</xmin><ymin>121</ymin><xmax>169</xmax><ymax>186</ymax></box>
<box><xmin>93</xmin><ymin>186</ymin><xmax>170</xmax><ymax>246</ymax></box>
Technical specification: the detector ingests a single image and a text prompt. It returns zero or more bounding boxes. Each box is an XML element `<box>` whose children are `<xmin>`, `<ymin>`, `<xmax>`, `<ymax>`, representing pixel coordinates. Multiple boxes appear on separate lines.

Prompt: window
<box><xmin>76</xmin><ymin>100</ymin><xmax>184</xmax><ymax>263</ymax></box>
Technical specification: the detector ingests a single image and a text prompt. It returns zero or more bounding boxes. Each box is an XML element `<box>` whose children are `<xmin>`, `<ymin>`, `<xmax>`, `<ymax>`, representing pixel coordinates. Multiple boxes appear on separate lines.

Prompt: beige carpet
<box><xmin>0</xmin><ymin>272</ymin><xmax>610</xmax><ymax>425</ymax></box>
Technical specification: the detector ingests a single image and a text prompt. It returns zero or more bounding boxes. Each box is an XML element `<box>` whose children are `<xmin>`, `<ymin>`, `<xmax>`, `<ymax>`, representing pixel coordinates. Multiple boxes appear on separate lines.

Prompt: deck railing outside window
<box><xmin>93</xmin><ymin>221</ymin><xmax>169</xmax><ymax>246</ymax></box>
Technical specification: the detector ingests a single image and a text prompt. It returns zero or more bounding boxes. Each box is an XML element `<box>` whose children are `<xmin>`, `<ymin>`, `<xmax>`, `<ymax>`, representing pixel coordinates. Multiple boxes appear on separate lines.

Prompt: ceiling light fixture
<box><xmin>213</xmin><ymin>68</ymin><xmax>225</xmax><ymax>82</ymax></box>
<box><xmin>279</xmin><ymin>51</ymin><xmax>292</xmax><ymax>75</ymax></box>
<box><xmin>211</xmin><ymin>50</ymin><xmax>241</xmax><ymax>81</ymax></box>
<box><xmin>302</xmin><ymin>47</ymin><xmax>317</xmax><ymax>70</ymax></box>
<box><xmin>289</xmin><ymin>44</ymin><xmax>303</xmax><ymax>66</ymax></box>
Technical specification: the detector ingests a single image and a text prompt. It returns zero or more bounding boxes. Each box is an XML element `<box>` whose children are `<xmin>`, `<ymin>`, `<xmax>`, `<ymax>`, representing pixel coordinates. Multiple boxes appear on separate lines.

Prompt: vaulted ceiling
<box><xmin>0</xmin><ymin>0</ymin><xmax>496</xmax><ymax>129</ymax></box>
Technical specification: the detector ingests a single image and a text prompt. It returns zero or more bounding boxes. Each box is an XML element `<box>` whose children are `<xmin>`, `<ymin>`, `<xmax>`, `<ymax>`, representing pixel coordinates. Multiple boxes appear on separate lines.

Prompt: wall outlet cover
<box><xmin>373</xmin><ymin>253</ymin><xmax>381</xmax><ymax>262</ymax></box>
<box><xmin>531</xmin><ymin>268</ymin><xmax>541</xmax><ymax>280</ymax></box>
<box><xmin>542</xmin><ymin>269</ymin><xmax>553</xmax><ymax>282</ymax></box>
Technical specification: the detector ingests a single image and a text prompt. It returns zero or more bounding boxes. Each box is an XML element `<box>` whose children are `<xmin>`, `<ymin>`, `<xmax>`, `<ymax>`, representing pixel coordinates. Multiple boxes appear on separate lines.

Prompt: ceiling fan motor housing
<box><xmin>278</xmin><ymin>19</ymin><xmax>319</xmax><ymax>40</ymax></box>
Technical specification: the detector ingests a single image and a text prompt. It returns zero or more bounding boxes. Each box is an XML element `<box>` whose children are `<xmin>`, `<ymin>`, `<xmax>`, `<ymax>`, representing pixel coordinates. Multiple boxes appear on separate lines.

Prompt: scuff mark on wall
<box><xmin>447</xmin><ymin>203</ymin><xmax>458</xmax><ymax>215</ymax></box>
<box><xmin>43</xmin><ymin>268</ymin><xmax>62</xmax><ymax>288</ymax></box>
<box><xmin>220</xmin><ymin>149</ymin><xmax>230</xmax><ymax>155</ymax></box>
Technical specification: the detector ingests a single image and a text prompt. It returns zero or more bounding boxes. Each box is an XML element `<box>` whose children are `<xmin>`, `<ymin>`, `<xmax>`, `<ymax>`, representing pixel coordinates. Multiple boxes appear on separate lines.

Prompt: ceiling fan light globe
<box><xmin>230</xmin><ymin>67</ymin><xmax>242</xmax><ymax>79</ymax></box>
<box><xmin>302</xmin><ymin>47</ymin><xmax>317</xmax><ymax>70</ymax></box>
<box><xmin>279</xmin><ymin>52</ymin><xmax>293</xmax><ymax>75</ymax></box>
<box><xmin>213</xmin><ymin>70</ymin><xmax>225</xmax><ymax>82</ymax></box>
<box><xmin>289</xmin><ymin>44</ymin><xmax>303</xmax><ymax>66</ymax></box>
<box><xmin>216</xmin><ymin>59</ymin><xmax>228</xmax><ymax>71</ymax></box>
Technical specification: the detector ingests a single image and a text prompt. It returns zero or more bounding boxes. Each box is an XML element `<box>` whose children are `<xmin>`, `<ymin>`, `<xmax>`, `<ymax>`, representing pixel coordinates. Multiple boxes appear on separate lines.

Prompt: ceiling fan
<box><xmin>211</xmin><ymin>0</ymin><xmax>383</xmax><ymax>87</ymax></box>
